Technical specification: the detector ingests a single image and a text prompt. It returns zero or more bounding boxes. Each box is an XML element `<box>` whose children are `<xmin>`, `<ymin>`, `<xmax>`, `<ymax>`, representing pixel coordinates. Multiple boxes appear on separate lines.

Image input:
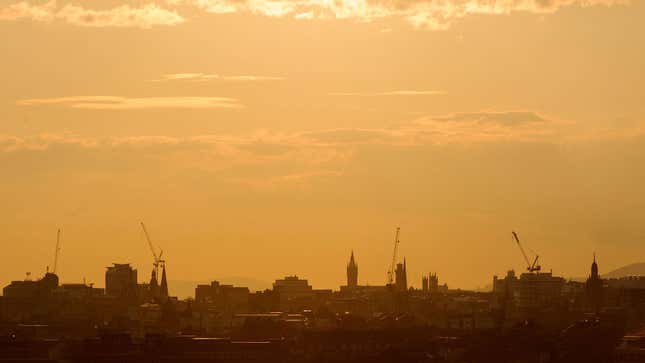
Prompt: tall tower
<box><xmin>403</xmin><ymin>258</ymin><xmax>407</xmax><ymax>289</ymax></box>
<box><xmin>347</xmin><ymin>251</ymin><xmax>358</xmax><ymax>288</ymax></box>
<box><xmin>586</xmin><ymin>253</ymin><xmax>603</xmax><ymax>313</ymax></box>
<box><xmin>429</xmin><ymin>272</ymin><xmax>439</xmax><ymax>291</ymax></box>
<box><xmin>395</xmin><ymin>258</ymin><xmax>407</xmax><ymax>291</ymax></box>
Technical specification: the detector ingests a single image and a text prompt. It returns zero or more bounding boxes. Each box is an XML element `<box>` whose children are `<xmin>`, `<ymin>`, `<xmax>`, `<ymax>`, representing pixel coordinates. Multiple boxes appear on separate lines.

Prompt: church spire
<box><xmin>150</xmin><ymin>268</ymin><xmax>159</xmax><ymax>299</ymax></box>
<box><xmin>587</xmin><ymin>253</ymin><xmax>602</xmax><ymax>313</ymax></box>
<box><xmin>160</xmin><ymin>264</ymin><xmax>168</xmax><ymax>299</ymax></box>
<box><xmin>346</xmin><ymin>250</ymin><xmax>358</xmax><ymax>288</ymax></box>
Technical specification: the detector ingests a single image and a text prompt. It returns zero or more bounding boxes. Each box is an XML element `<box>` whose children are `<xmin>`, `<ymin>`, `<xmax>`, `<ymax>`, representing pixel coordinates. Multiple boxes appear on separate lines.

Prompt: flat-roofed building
<box><xmin>517</xmin><ymin>272</ymin><xmax>565</xmax><ymax>310</ymax></box>
<box><xmin>273</xmin><ymin>276</ymin><xmax>314</xmax><ymax>311</ymax></box>
<box><xmin>105</xmin><ymin>263</ymin><xmax>138</xmax><ymax>298</ymax></box>
<box><xmin>195</xmin><ymin>280</ymin><xmax>250</xmax><ymax>311</ymax></box>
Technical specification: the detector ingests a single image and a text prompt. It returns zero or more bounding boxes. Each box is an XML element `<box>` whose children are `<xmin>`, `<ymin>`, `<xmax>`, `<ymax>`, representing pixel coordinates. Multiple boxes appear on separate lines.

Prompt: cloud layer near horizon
<box><xmin>0</xmin><ymin>0</ymin><xmax>630</xmax><ymax>29</ymax></box>
<box><xmin>2</xmin><ymin>111</ymin><xmax>643</xmax><ymax>186</ymax></box>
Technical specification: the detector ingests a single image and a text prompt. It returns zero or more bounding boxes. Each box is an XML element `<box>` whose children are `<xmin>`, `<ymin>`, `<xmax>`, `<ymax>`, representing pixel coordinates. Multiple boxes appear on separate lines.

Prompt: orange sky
<box><xmin>1</xmin><ymin>0</ymin><xmax>644</xmax><ymax>295</ymax></box>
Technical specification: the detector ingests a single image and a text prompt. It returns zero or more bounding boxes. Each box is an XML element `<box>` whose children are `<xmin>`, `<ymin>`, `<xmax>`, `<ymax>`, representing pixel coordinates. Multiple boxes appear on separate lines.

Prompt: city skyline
<box><xmin>2</xmin><ymin>2</ymin><xmax>644</xmax><ymax>360</ymax></box>
<box><xmin>0</xmin><ymin>226</ymin><xmax>635</xmax><ymax>298</ymax></box>
<box><xmin>2</xmin><ymin>0</ymin><xmax>645</xmax><ymax>293</ymax></box>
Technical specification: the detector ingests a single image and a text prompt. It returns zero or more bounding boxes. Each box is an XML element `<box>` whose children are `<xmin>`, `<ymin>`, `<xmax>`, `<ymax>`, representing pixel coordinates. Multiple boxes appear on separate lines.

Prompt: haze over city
<box><xmin>2</xmin><ymin>0</ymin><xmax>645</xmax><ymax>294</ymax></box>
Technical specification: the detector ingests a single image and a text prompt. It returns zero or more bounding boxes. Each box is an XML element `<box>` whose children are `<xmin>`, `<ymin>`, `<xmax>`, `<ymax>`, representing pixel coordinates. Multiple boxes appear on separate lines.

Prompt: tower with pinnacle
<box><xmin>586</xmin><ymin>253</ymin><xmax>603</xmax><ymax>313</ymax></box>
<box><xmin>347</xmin><ymin>251</ymin><xmax>358</xmax><ymax>288</ymax></box>
<box><xmin>160</xmin><ymin>264</ymin><xmax>169</xmax><ymax>300</ymax></box>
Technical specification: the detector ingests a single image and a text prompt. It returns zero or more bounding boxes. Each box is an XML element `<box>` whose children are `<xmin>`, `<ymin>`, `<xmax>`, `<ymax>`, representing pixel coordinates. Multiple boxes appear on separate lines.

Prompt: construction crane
<box><xmin>387</xmin><ymin>227</ymin><xmax>401</xmax><ymax>284</ymax></box>
<box><xmin>52</xmin><ymin>229</ymin><xmax>61</xmax><ymax>274</ymax></box>
<box><xmin>512</xmin><ymin>231</ymin><xmax>541</xmax><ymax>273</ymax></box>
<box><xmin>141</xmin><ymin>222</ymin><xmax>164</xmax><ymax>277</ymax></box>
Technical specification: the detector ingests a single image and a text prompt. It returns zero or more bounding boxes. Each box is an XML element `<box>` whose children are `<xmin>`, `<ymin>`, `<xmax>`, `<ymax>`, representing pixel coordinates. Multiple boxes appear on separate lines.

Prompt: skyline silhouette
<box><xmin>2</xmin><ymin>1</ymin><xmax>645</xmax><ymax>361</ymax></box>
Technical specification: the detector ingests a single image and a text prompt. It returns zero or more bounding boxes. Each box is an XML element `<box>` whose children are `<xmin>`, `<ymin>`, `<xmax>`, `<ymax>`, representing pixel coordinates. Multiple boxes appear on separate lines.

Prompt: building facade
<box><xmin>273</xmin><ymin>276</ymin><xmax>314</xmax><ymax>311</ymax></box>
<box><xmin>395</xmin><ymin>259</ymin><xmax>407</xmax><ymax>291</ymax></box>
<box><xmin>105</xmin><ymin>263</ymin><xmax>138</xmax><ymax>298</ymax></box>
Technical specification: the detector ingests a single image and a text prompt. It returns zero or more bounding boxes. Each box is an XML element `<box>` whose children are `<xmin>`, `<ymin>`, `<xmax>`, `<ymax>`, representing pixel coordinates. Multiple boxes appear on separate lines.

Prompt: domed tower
<box><xmin>347</xmin><ymin>251</ymin><xmax>358</xmax><ymax>288</ymax></box>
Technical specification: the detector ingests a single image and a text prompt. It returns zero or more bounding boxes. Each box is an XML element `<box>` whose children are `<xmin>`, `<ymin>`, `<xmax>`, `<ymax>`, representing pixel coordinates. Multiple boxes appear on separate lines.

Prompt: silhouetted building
<box><xmin>517</xmin><ymin>272</ymin><xmax>564</xmax><ymax>310</ymax></box>
<box><xmin>346</xmin><ymin>251</ymin><xmax>358</xmax><ymax>288</ymax></box>
<box><xmin>422</xmin><ymin>273</ymin><xmax>439</xmax><ymax>293</ymax></box>
<box><xmin>493</xmin><ymin>268</ymin><xmax>565</xmax><ymax>312</ymax></box>
<box><xmin>56</xmin><ymin>283</ymin><xmax>103</xmax><ymax>299</ymax></box>
<box><xmin>493</xmin><ymin>270</ymin><xmax>519</xmax><ymax>297</ymax></box>
<box><xmin>606</xmin><ymin>276</ymin><xmax>645</xmax><ymax>289</ymax></box>
<box><xmin>586</xmin><ymin>254</ymin><xmax>603</xmax><ymax>313</ymax></box>
<box><xmin>395</xmin><ymin>258</ymin><xmax>407</xmax><ymax>291</ymax></box>
<box><xmin>273</xmin><ymin>276</ymin><xmax>313</xmax><ymax>311</ymax></box>
<box><xmin>195</xmin><ymin>280</ymin><xmax>250</xmax><ymax>311</ymax></box>
<box><xmin>3</xmin><ymin>272</ymin><xmax>59</xmax><ymax>299</ymax></box>
<box><xmin>105</xmin><ymin>263</ymin><xmax>137</xmax><ymax>298</ymax></box>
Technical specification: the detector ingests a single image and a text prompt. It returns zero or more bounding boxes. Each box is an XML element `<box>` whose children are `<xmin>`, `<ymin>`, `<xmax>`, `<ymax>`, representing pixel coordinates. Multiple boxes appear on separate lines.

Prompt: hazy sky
<box><xmin>1</xmin><ymin>0</ymin><xmax>644</xmax><ymax>293</ymax></box>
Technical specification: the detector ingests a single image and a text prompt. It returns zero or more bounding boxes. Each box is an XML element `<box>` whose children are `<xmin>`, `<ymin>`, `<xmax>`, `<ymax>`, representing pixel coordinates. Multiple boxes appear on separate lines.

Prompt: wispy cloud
<box><xmin>0</xmin><ymin>0</ymin><xmax>184</xmax><ymax>28</ymax></box>
<box><xmin>17</xmin><ymin>96</ymin><xmax>243</xmax><ymax>110</ymax></box>
<box><xmin>296</xmin><ymin>111</ymin><xmax>569</xmax><ymax>145</ymax></box>
<box><xmin>1</xmin><ymin>0</ymin><xmax>629</xmax><ymax>30</ymax></box>
<box><xmin>329</xmin><ymin>90</ymin><xmax>446</xmax><ymax>96</ymax></box>
<box><xmin>433</xmin><ymin>111</ymin><xmax>547</xmax><ymax>125</ymax></box>
<box><xmin>0</xmin><ymin>132</ymin><xmax>352</xmax><ymax>186</ymax></box>
<box><xmin>183</xmin><ymin>0</ymin><xmax>630</xmax><ymax>30</ymax></box>
<box><xmin>151</xmin><ymin>73</ymin><xmax>285</xmax><ymax>82</ymax></box>
<box><xmin>0</xmin><ymin>0</ymin><xmax>56</xmax><ymax>22</ymax></box>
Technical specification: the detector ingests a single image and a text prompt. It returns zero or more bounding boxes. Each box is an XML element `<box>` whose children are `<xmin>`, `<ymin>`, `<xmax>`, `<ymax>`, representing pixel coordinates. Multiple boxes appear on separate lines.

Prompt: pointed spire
<box><xmin>150</xmin><ymin>269</ymin><xmax>158</xmax><ymax>287</ymax></box>
<box><xmin>160</xmin><ymin>264</ymin><xmax>168</xmax><ymax>298</ymax></box>
<box><xmin>591</xmin><ymin>253</ymin><xmax>599</xmax><ymax>279</ymax></box>
<box><xmin>347</xmin><ymin>250</ymin><xmax>358</xmax><ymax>288</ymax></box>
<box><xmin>150</xmin><ymin>268</ymin><xmax>159</xmax><ymax>299</ymax></box>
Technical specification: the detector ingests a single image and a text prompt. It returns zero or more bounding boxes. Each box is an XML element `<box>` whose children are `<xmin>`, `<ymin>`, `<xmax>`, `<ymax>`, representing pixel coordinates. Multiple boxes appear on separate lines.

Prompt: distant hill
<box><xmin>602</xmin><ymin>263</ymin><xmax>645</xmax><ymax>279</ymax></box>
